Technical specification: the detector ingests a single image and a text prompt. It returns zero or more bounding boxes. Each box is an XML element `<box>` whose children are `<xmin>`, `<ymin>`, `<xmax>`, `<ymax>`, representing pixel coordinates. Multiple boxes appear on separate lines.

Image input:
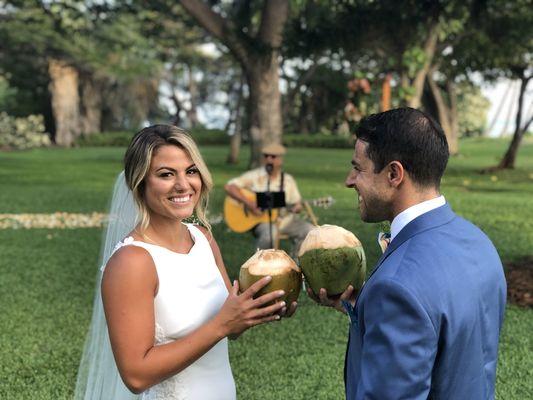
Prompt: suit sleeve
<box><xmin>355</xmin><ymin>278</ymin><xmax>438</xmax><ymax>400</ymax></box>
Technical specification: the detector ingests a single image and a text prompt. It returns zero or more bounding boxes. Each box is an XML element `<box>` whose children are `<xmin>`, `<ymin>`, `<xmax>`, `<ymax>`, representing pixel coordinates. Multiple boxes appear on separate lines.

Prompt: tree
<box><xmin>178</xmin><ymin>0</ymin><xmax>289</xmax><ymax>166</ymax></box>
<box><xmin>497</xmin><ymin>70</ymin><xmax>531</xmax><ymax>169</ymax></box>
<box><xmin>453</xmin><ymin>0</ymin><xmax>532</xmax><ymax>168</ymax></box>
<box><xmin>0</xmin><ymin>1</ymin><xmax>163</xmax><ymax>145</ymax></box>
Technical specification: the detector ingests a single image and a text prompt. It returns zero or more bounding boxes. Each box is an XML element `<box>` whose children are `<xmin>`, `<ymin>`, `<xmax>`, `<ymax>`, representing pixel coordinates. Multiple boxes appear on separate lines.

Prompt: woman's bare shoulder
<box><xmin>103</xmin><ymin>244</ymin><xmax>156</xmax><ymax>284</ymax></box>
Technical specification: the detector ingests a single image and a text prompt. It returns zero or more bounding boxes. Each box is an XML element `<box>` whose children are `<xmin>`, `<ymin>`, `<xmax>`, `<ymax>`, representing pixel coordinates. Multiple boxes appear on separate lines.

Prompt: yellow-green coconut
<box><xmin>239</xmin><ymin>249</ymin><xmax>302</xmax><ymax>305</ymax></box>
<box><xmin>298</xmin><ymin>224</ymin><xmax>366</xmax><ymax>296</ymax></box>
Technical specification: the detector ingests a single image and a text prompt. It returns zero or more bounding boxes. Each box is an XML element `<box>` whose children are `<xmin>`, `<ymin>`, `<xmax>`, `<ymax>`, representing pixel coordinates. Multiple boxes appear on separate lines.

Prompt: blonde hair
<box><xmin>124</xmin><ymin>125</ymin><xmax>213</xmax><ymax>234</ymax></box>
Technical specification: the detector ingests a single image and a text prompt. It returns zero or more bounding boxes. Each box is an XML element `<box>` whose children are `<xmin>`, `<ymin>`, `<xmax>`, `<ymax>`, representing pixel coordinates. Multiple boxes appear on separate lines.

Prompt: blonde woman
<box><xmin>75</xmin><ymin>125</ymin><xmax>291</xmax><ymax>400</ymax></box>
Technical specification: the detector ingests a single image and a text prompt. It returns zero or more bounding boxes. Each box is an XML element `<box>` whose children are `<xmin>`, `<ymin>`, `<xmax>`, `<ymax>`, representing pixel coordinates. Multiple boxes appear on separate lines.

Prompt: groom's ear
<box><xmin>387</xmin><ymin>161</ymin><xmax>404</xmax><ymax>188</ymax></box>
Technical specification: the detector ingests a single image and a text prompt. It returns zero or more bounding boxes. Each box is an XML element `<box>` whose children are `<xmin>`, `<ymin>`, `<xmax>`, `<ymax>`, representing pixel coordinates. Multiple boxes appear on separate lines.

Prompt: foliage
<box><xmin>0</xmin><ymin>113</ymin><xmax>51</xmax><ymax>150</ymax></box>
<box><xmin>0</xmin><ymin>1</ymin><xmax>165</xmax><ymax>131</ymax></box>
<box><xmin>0</xmin><ymin>140</ymin><xmax>532</xmax><ymax>398</ymax></box>
<box><xmin>74</xmin><ymin>131</ymin><xmax>136</xmax><ymax>147</ymax></box>
<box><xmin>452</xmin><ymin>0</ymin><xmax>532</xmax><ymax>80</ymax></box>
<box><xmin>0</xmin><ymin>75</ymin><xmax>18</xmax><ymax>112</ymax></box>
<box><xmin>457</xmin><ymin>84</ymin><xmax>491</xmax><ymax>137</ymax></box>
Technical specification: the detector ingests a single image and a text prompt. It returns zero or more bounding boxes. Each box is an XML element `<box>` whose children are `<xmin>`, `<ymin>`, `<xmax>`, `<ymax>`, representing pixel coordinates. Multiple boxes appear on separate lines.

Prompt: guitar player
<box><xmin>224</xmin><ymin>143</ymin><xmax>314</xmax><ymax>255</ymax></box>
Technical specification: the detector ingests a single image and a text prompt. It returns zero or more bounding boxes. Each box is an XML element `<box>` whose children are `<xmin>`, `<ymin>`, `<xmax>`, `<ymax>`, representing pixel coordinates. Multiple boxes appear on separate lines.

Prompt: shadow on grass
<box><xmin>505</xmin><ymin>256</ymin><xmax>533</xmax><ymax>308</ymax></box>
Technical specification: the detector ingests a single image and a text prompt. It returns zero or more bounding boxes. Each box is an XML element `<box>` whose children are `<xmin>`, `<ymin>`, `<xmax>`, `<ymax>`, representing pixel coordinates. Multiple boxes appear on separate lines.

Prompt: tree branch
<box><xmin>409</xmin><ymin>20</ymin><xmax>440</xmax><ymax>108</ymax></box>
<box><xmin>179</xmin><ymin>0</ymin><xmax>251</xmax><ymax>68</ymax></box>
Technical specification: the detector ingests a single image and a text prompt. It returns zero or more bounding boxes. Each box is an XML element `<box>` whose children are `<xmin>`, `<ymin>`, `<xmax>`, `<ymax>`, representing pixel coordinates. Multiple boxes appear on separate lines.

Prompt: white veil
<box><xmin>74</xmin><ymin>171</ymin><xmax>141</xmax><ymax>400</ymax></box>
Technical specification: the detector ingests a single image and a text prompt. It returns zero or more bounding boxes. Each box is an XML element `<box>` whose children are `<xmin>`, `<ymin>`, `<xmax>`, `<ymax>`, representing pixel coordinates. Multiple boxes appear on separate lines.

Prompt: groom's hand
<box><xmin>306</xmin><ymin>285</ymin><xmax>356</xmax><ymax>314</ymax></box>
<box><xmin>278</xmin><ymin>300</ymin><xmax>298</xmax><ymax>319</ymax></box>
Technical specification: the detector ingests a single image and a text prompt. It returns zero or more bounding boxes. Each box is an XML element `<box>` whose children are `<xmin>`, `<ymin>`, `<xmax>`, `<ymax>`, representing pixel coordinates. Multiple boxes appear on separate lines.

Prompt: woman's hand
<box><xmin>215</xmin><ymin>277</ymin><xmax>286</xmax><ymax>338</ymax></box>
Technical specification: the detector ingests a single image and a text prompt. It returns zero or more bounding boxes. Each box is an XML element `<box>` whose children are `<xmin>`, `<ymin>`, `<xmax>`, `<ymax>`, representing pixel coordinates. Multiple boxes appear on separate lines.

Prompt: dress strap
<box><xmin>185</xmin><ymin>223</ymin><xmax>206</xmax><ymax>244</ymax></box>
<box><xmin>100</xmin><ymin>236</ymin><xmax>153</xmax><ymax>272</ymax></box>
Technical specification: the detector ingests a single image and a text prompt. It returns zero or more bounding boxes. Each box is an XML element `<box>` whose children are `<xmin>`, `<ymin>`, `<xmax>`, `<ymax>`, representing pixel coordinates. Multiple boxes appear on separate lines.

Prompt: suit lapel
<box><xmin>373</xmin><ymin>203</ymin><xmax>455</xmax><ymax>274</ymax></box>
<box><xmin>354</xmin><ymin>204</ymin><xmax>456</xmax><ymax>309</ymax></box>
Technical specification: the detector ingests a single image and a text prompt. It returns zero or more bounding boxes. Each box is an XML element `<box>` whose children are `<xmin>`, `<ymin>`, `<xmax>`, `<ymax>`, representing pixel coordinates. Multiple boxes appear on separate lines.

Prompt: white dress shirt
<box><xmin>390</xmin><ymin>196</ymin><xmax>446</xmax><ymax>241</ymax></box>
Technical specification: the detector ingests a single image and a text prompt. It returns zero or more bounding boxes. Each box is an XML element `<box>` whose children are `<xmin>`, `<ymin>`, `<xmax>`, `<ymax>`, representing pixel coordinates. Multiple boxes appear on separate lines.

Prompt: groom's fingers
<box><xmin>306</xmin><ymin>287</ymin><xmax>320</xmax><ymax>303</ymax></box>
<box><xmin>285</xmin><ymin>301</ymin><xmax>298</xmax><ymax>317</ymax></box>
<box><xmin>318</xmin><ymin>288</ymin><xmax>335</xmax><ymax>306</ymax></box>
<box><xmin>340</xmin><ymin>285</ymin><xmax>354</xmax><ymax>301</ymax></box>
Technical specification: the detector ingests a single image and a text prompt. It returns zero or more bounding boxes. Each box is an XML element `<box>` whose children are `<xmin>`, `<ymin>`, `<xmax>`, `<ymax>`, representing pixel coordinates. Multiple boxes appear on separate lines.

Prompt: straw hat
<box><xmin>261</xmin><ymin>143</ymin><xmax>286</xmax><ymax>156</ymax></box>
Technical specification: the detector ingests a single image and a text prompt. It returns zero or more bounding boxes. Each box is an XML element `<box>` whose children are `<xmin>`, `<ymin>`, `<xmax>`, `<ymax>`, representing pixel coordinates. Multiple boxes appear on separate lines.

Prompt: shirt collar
<box><xmin>390</xmin><ymin>195</ymin><xmax>446</xmax><ymax>241</ymax></box>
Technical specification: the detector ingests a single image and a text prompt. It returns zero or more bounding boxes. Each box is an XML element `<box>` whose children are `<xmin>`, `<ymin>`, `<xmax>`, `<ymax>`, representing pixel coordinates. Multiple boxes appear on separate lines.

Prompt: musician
<box><xmin>224</xmin><ymin>143</ymin><xmax>314</xmax><ymax>254</ymax></box>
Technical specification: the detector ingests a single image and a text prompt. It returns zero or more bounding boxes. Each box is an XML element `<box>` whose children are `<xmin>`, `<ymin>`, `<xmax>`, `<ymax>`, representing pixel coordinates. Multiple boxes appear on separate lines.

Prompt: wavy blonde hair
<box><xmin>124</xmin><ymin>125</ymin><xmax>213</xmax><ymax>234</ymax></box>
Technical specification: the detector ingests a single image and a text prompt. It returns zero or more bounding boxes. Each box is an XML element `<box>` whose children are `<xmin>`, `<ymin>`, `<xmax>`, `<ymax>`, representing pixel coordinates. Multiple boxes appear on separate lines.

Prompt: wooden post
<box><xmin>381</xmin><ymin>73</ymin><xmax>392</xmax><ymax>112</ymax></box>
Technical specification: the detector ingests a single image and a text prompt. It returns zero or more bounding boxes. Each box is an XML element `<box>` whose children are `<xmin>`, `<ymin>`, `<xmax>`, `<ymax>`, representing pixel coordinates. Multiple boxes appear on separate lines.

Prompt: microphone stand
<box><xmin>265</xmin><ymin>164</ymin><xmax>274</xmax><ymax>249</ymax></box>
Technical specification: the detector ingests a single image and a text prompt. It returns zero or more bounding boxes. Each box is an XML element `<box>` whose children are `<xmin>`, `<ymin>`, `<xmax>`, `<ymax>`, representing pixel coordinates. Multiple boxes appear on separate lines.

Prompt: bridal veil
<box><xmin>74</xmin><ymin>171</ymin><xmax>140</xmax><ymax>400</ymax></box>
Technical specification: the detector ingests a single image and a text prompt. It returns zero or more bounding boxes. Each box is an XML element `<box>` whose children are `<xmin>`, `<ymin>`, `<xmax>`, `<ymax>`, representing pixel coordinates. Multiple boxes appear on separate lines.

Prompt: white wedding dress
<box><xmin>74</xmin><ymin>172</ymin><xmax>235</xmax><ymax>400</ymax></box>
<box><xmin>110</xmin><ymin>224</ymin><xmax>236</xmax><ymax>400</ymax></box>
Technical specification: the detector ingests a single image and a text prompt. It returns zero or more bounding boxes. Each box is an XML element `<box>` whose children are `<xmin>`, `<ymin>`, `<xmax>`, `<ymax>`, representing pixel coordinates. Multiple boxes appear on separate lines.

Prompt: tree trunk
<box><xmin>170</xmin><ymin>91</ymin><xmax>183</xmax><ymax>126</ymax></box>
<box><xmin>48</xmin><ymin>59</ymin><xmax>81</xmax><ymax>146</ymax></box>
<box><xmin>79</xmin><ymin>75</ymin><xmax>102</xmax><ymax>135</ymax></box>
<box><xmin>179</xmin><ymin>0</ymin><xmax>289</xmax><ymax>168</ymax></box>
<box><xmin>227</xmin><ymin>75</ymin><xmax>245</xmax><ymax>164</ymax></box>
<box><xmin>186</xmin><ymin>65</ymin><xmax>199</xmax><ymax>128</ymax></box>
<box><xmin>381</xmin><ymin>73</ymin><xmax>392</xmax><ymax>112</ymax></box>
<box><xmin>498</xmin><ymin>75</ymin><xmax>531</xmax><ymax>169</ymax></box>
<box><xmin>400</xmin><ymin>72</ymin><xmax>410</xmax><ymax>106</ymax></box>
<box><xmin>297</xmin><ymin>94</ymin><xmax>309</xmax><ymax>134</ymax></box>
<box><xmin>246</xmin><ymin>55</ymin><xmax>283</xmax><ymax>167</ymax></box>
<box><xmin>448</xmin><ymin>80</ymin><xmax>459</xmax><ymax>154</ymax></box>
<box><xmin>407</xmin><ymin>21</ymin><xmax>439</xmax><ymax>109</ymax></box>
<box><xmin>427</xmin><ymin>70</ymin><xmax>458</xmax><ymax>155</ymax></box>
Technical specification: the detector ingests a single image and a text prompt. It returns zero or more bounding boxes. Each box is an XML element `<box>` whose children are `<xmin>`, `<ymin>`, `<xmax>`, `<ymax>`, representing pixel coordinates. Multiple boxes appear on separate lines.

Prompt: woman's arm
<box><xmin>102</xmin><ymin>245</ymin><xmax>284</xmax><ymax>394</ymax></box>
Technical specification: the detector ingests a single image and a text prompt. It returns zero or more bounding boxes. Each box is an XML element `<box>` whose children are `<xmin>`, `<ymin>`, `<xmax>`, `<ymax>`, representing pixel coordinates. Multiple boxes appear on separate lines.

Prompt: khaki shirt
<box><xmin>228</xmin><ymin>167</ymin><xmax>302</xmax><ymax>228</ymax></box>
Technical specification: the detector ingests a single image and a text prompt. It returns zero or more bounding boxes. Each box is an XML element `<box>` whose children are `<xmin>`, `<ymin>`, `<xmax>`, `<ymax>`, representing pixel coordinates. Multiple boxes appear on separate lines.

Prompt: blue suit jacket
<box><xmin>344</xmin><ymin>204</ymin><xmax>506</xmax><ymax>400</ymax></box>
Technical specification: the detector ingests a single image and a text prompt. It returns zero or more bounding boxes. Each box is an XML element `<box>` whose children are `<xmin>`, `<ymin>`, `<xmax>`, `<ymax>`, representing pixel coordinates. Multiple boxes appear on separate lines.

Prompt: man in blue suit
<box><xmin>310</xmin><ymin>108</ymin><xmax>506</xmax><ymax>399</ymax></box>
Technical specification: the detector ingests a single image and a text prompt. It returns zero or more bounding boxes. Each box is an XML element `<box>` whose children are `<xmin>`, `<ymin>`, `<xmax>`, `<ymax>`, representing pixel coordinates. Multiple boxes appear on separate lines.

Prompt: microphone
<box><xmin>265</xmin><ymin>163</ymin><xmax>274</xmax><ymax>174</ymax></box>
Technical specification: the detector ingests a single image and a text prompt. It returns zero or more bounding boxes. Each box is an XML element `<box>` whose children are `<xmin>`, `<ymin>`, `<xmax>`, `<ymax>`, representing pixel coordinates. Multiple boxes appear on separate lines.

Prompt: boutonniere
<box><xmin>377</xmin><ymin>222</ymin><xmax>391</xmax><ymax>253</ymax></box>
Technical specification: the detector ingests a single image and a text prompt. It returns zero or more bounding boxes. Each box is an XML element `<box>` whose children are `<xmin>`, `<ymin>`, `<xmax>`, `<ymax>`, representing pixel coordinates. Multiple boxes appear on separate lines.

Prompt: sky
<box><xmin>481</xmin><ymin>78</ymin><xmax>533</xmax><ymax>137</ymax></box>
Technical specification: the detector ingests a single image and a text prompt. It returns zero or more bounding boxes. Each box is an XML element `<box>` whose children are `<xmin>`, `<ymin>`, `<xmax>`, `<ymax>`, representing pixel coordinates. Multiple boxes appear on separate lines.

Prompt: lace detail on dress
<box><xmin>100</xmin><ymin>236</ymin><xmax>135</xmax><ymax>271</ymax></box>
<box><xmin>142</xmin><ymin>323</ymin><xmax>188</xmax><ymax>400</ymax></box>
<box><xmin>154</xmin><ymin>323</ymin><xmax>171</xmax><ymax>345</ymax></box>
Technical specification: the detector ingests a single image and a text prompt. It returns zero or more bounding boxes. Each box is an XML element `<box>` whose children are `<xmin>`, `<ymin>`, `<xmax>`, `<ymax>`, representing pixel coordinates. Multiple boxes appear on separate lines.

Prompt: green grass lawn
<box><xmin>1</xmin><ymin>138</ymin><xmax>532</xmax><ymax>399</ymax></box>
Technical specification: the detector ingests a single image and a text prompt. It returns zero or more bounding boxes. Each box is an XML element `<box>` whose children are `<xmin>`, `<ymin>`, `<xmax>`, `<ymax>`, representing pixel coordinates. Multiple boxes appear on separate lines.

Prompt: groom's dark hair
<box><xmin>356</xmin><ymin>107</ymin><xmax>449</xmax><ymax>189</ymax></box>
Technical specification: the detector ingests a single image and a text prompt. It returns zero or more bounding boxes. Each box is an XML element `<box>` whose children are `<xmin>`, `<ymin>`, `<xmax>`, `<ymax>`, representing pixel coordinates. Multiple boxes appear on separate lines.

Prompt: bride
<box><xmin>75</xmin><ymin>125</ymin><xmax>294</xmax><ymax>399</ymax></box>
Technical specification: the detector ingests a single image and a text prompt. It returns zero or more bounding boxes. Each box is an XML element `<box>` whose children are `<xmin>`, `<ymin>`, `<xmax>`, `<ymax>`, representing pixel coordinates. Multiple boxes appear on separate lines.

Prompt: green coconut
<box><xmin>239</xmin><ymin>249</ymin><xmax>302</xmax><ymax>305</ymax></box>
<box><xmin>298</xmin><ymin>224</ymin><xmax>366</xmax><ymax>296</ymax></box>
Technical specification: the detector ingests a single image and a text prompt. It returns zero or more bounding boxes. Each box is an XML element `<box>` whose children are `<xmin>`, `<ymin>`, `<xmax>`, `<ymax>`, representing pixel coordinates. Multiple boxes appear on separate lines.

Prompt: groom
<box><xmin>310</xmin><ymin>108</ymin><xmax>506</xmax><ymax>399</ymax></box>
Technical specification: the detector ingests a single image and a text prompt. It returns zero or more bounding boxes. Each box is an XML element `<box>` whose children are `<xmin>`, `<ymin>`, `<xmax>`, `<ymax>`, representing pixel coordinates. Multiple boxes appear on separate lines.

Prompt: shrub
<box><xmin>75</xmin><ymin>127</ymin><xmax>231</xmax><ymax>147</ymax></box>
<box><xmin>283</xmin><ymin>133</ymin><xmax>354</xmax><ymax>149</ymax></box>
<box><xmin>190</xmin><ymin>127</ymin><xmax>230</xmax><ymax>145</ymax></box>
<box><xmin>74</xmin><ymin>129</ymin><xmax>356</xmax><ymax>149</ymax></box>
<box><xmin>75</xmin><ymin>131</ymin><xmax>134</xmax><ymax>147</ymax></box>
<box><xmin>0</xmin><ymin>113</ymin><xmax>51</xmax><ymax>150</ymax></box>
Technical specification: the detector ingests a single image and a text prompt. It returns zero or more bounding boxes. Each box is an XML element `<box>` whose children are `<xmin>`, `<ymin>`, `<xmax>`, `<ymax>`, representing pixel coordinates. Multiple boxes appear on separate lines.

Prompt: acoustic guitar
<box><xmin>224</xmin><ymin>188</ymin><xmax>334</xmax><ymax>233</ymax></box>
